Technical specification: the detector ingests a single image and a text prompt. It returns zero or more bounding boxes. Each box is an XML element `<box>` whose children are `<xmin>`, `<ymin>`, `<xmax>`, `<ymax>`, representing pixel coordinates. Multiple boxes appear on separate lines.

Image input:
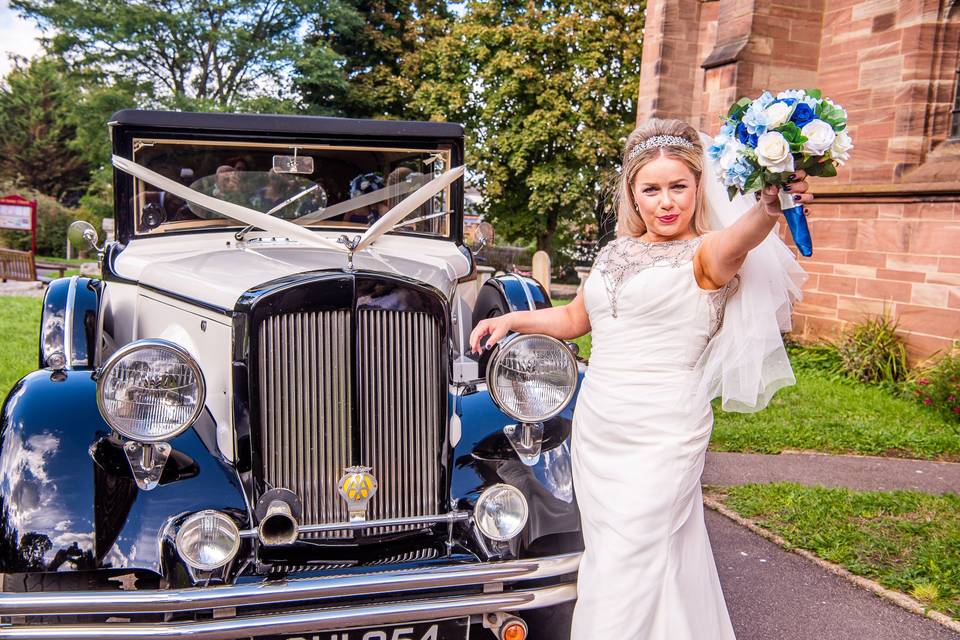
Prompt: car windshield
<box><xmin>131</xmin><ymin>139</ymin><xmax>453</xmax><ymax>238</ymax></box>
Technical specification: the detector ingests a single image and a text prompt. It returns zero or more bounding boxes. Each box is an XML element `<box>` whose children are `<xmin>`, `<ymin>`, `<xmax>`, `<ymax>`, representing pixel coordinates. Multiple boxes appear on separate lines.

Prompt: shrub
<box><xmin>834</xmin><ymin>313</ymin><xmax>909</xmax><ymax>387</ymax></box>
<box><xmin>909</xmin><ymin>342</ymin><xmax>960</xmax><ymax>425</ymax></box>
<box><xmin>784</xmin><ymin>339</ymin><xmax>844</xmax><ymax>378</ymax></box>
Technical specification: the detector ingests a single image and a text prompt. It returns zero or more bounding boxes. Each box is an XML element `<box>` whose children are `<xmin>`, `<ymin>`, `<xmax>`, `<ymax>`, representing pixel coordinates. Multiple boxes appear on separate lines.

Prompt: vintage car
<box><xmin>0</xmin><ymin>110</ymin><xmax>585</xmax><ymax>639</ymax></box>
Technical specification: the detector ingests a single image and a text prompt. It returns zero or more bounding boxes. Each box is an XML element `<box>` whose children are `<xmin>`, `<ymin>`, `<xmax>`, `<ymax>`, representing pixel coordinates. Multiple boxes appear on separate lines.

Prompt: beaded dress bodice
<box><xmin>583</xmin><ymin>235</ymin><xmax>738</xmax><ymax>373</ymax></box>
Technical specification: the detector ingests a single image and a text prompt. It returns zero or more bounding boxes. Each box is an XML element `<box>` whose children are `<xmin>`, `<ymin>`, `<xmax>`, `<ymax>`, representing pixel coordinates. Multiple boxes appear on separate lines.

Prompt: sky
<box><xmin>0</xmin><ymin>2</ymin><xmax>42</xmax><ymax>78</ymax></box>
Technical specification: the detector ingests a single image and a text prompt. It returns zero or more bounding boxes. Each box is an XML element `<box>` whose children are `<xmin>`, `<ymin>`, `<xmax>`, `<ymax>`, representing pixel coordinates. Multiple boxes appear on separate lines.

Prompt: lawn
<box><xmin>710</xmin><ymin>483</ymin><xmax>960</xmax><ymax>620</ymax></box>
<box><xmin>0</xmin><ymin>296</ymin><xmax>41</xmax><ymax>394</ymax></box>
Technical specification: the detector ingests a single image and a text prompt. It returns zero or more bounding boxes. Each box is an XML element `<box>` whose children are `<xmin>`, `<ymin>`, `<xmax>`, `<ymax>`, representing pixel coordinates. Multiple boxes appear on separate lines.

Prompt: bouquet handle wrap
<box><xmin>778</xmin><ymin>189</ymin><xmax>813</xmax><ymax>257</ymax></box>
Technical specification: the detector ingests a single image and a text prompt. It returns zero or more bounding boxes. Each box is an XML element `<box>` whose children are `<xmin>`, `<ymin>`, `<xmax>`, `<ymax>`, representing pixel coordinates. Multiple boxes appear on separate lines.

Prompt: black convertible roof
<box><xmin>109</xmin><ymin>109</ymin><xmax>464</xmax><ymax>140</ymax></box>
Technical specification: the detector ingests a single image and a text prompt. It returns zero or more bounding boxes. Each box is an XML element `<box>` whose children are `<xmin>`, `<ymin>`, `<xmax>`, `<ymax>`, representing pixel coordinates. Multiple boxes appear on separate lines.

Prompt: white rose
<box><xmin>755</xmin><ymin>132</ymin><xmax>795</xmax><ymax>173</ymax></box>
<box><xmin>764</xmin><ymin>102</ymin><xmax>793</xmax><ymax>129</ymax></box>
<box><xmin>801</xmin><ymin>119</ymin><xmax>836</xmax><ymax>156</ymax></box>
<box><xmin>719</xmin><ymin>138</ymin><xmax>745</xmax><ymax>171</ymax></box>
<box><xmin>830</xmin><ymin>130</ymin><xmax>853</xmax><ymax>165</ymax></box>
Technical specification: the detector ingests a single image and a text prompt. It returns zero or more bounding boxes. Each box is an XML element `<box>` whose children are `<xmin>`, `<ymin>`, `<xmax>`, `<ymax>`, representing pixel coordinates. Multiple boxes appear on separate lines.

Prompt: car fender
<box><xmin>0</xmin><ymin>369</ymin><xmax>248</xmax><ymax>579</ymax></box>
<box><xmin>38</xmin><ymin>276</ymin><xmax>102</xmax><ymax>370</ymax></box>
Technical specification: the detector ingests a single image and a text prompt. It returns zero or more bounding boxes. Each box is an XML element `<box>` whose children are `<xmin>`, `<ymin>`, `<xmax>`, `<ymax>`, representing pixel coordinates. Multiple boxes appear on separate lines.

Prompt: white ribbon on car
<box><xmin>111</xmin><ymin>155</ymin><xmax>464</xmax><ymax>253</ymax></box>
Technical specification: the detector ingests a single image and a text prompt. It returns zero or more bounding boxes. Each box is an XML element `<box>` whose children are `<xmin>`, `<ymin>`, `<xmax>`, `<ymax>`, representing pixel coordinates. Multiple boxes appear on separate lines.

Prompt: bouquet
<box><xmin>709</xmin><ymin>88</ymin><xmax>853</xmax><ymax>257</ymax></box>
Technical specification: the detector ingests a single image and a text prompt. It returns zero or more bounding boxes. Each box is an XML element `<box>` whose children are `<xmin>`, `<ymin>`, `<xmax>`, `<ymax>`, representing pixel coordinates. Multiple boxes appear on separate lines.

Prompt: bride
<box><xmin>469</xmin><ymin>118</ymin><xmax>809</xmax><ymax>639</ymax></box>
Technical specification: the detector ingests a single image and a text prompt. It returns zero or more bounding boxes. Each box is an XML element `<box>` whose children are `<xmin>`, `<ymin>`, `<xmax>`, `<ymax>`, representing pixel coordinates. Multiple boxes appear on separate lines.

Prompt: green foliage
<box><xmin>835</xmin><ymin>313</ymin><xmax>909</xmax><ymax>387</ymax></box>
<box><xmin>0</xmin><ymin>297</ymin><xmax>41</xmax><ymax>395</ymax></box>
<box><xmin>719</xmin><ymin>483</ymin><xmax>960</xmax><ymax>620</ymax></box>
<box><xmin>908</xmin><ymin>343</ymin><xmax>960</xmax><ymax>425</ymax></box>
<box><xmin>0</xmin><ymin>56</ymin><xmax>92</xmax><ymax>202</ymax></box>
<box><xmin>13</xmin><ymin>0</ymin><xmax>312</xmax><ymax>108</ymax></box>
<box><xmin>297</xmin><ymin>0</ymin><xmax>451</xmax><ymax>119</ymax></box>
<box><xmin>784</xmin><ymin>340</ymin><xmax>844</xmax><ymax>378</ymax></box>
<box><xmin>408</xmin><ymin>0</ymin><xmax>644</xmax><ymax>253</ymax></box>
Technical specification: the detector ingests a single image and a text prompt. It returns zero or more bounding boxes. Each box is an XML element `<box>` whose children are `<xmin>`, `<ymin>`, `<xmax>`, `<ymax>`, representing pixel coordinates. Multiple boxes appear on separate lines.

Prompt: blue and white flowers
<box><xmin>711</xmin><ymin>88</ymin><xmax>853</xmax><ymax>201</ymax></box>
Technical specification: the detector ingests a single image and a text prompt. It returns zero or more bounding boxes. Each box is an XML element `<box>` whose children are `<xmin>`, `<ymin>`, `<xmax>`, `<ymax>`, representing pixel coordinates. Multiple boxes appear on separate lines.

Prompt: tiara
<box><xmin>627</xmin><ymin>135</ymin><xmax>695</xmax><ymax>160</ymax></box>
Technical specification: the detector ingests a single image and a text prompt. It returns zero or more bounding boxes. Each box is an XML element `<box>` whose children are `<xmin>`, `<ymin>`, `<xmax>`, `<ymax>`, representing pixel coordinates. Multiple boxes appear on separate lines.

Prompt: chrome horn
<box><xmin>255</xmin><ymin>488</ymin><xmax>302</xmax><ymax>546</ymax></box>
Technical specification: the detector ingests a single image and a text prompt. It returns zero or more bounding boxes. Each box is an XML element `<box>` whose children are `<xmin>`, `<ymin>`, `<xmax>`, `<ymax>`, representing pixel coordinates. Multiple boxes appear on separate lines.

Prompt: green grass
<box><xmin>714</xmin><ymin>483</ymin><xmax>960</xmax><ymax>620</ymax></box>
<box><xmin>0</xmin><ymin>296</ymin><xmax>41</xmax><ymax>395</ymax></box>
<box><xmin>711</xmin><ymin>368</ymin><xmax>960</xmax><ymax>460</ymax></box>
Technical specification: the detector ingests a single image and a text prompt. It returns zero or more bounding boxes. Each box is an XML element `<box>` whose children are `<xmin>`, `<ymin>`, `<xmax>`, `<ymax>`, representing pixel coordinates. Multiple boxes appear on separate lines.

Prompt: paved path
<box><xmin>707</xmin><ymin>508</ymin><xmax>959</xmax><ymax>639</ymax></box>
<box><xmin>0</xmin><ymin>281</ymin><xmax>45</xmax><ymax>297</ymax></box>
<box><xmin>704</xmin><ymin>451</ymin><xmax>960</xmax><ymax>494</ymax></box>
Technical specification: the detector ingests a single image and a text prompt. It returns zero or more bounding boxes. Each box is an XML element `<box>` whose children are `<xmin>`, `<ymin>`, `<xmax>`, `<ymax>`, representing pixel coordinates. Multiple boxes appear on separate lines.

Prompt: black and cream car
<box><xmin>0</xmin><ymin>110</ymin><xmax>585</xmax><ymax>639</ymax></box>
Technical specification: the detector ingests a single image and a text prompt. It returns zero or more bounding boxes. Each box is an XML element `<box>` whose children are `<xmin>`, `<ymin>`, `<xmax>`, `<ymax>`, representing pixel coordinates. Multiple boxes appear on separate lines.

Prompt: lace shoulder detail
<box><xmin>705</xmin><ymin>274</ymin><xmax>740</xmax><ymax>339</ymax></box>
<box><xmin>593</xmin><ymin>235</ymin><xmax>703</xmax><ymax>317</ymax></box>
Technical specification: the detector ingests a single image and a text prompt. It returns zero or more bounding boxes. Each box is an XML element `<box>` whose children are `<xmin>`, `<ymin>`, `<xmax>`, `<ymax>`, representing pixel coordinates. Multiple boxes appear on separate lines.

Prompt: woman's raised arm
<box><xmin>469</xmin><ymin>288</ymin><xmax>591</xmax><ymax>354</ymax></box>
<box><xmin>696</xmin><ymin>170</ymin><xmax>813</xmax><ymax>289</ymax></box>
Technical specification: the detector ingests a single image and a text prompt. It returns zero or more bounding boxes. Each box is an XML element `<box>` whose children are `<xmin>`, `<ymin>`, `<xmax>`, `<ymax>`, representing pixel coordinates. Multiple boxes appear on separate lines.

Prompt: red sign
<box><xmin>0</xmin><ymin>195</ymin><xmax>37</xmax><ymax>254</ymax></box>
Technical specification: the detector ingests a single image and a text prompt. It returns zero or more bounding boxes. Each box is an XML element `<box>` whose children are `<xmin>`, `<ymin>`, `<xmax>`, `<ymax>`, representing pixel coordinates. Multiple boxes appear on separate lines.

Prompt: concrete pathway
<box><xmin>704</xmin><ymin>450</ymin><xmax>960</xmax><ymax>494</ymax></box>
<box><xmin>0</xmin><ymin>281</ymin><xmax>46</xmax><ymax>297</ymax></box>
<box><xmin>707</xmin><ymin>508</ymin><xmax>959</xmax><ymax>639</ymax></box>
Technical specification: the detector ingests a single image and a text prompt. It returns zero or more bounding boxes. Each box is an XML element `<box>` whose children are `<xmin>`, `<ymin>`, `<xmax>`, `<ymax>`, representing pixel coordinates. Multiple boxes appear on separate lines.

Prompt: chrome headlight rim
<box><xmin>486</xmin><ymin>332</ymin><xmax>578</xmax><ymax>423</ymax></box>
<box><xmin>174</xmin><ymin>510</ymin><xmax>241</xmax><ymax>572</ymax></box>
<box><xmin>474</xmin><ymin>483</ymin><xmax>529</xmax><ymax>542</ymax></box>
<box><xmin>96</xmin><ymin>338</ymin><xmax>206</xmax><ymax>444</ymax></box>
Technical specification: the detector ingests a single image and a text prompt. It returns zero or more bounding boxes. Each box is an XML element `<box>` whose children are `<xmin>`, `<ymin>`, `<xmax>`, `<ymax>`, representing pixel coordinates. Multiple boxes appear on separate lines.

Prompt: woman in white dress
<box><xmin>469</xmin><ymin>118</ymin><xmax>809</xmax><ymax>639</ymax></box>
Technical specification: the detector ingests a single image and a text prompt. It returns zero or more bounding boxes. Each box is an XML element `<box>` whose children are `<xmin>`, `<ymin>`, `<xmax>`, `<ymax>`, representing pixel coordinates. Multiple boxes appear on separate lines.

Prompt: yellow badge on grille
<box><xmin>338</xmin><ymin>466</ymin><xmax>378</xmax><ymax>522</ymax></box>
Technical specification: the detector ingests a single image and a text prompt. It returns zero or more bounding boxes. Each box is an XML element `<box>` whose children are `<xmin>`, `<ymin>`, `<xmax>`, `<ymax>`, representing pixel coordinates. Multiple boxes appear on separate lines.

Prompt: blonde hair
<box><xmin>614</xmin><ymin>118</ymin><xmax>711</xmax><ymax>238</ymax></box>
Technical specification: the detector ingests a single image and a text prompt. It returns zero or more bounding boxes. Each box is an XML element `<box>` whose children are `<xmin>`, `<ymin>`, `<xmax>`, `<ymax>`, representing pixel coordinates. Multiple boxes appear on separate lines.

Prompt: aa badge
<box><xmin>338</xmin><ymin>466</ymin><xmax>378</xmax><ymax>522</ymax></box>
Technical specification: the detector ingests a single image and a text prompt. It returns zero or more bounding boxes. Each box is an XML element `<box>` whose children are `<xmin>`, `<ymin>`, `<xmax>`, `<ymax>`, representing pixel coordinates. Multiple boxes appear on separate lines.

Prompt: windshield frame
<box><xmin>109</xmin><ymin>114</ymin><xmax>464</xmax><ymax>248</ymax></box>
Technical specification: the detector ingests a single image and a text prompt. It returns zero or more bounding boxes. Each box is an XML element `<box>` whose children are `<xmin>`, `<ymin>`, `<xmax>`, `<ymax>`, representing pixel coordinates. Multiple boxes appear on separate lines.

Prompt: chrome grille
<box><xmin>358</xmin><ymin>309</ymin><xmax>442</xmax><ymax>534</ymax></box>
<box><xmin>257</xmin><ymin>306</ymin><xmax>443</xmax><ymax>539</ymax></box>
<box><xmin>259</xmin><ymin>310</ymin><xmax>353</xmax><ymax>539</ymax></box>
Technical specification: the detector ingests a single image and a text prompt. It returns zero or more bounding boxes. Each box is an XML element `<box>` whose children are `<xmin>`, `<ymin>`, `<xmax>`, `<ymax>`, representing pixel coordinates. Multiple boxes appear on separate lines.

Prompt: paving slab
<box><xmin>704</xmin><ymin>451</ymin><xmax>960</xmax><ymax>494</ymax></box>
<box><xmin>707</xmin><ymin>508</ymin><xmax>959</xmax><ymax>640</ymax></box>
<box><xmin>0</xmin><ymin>281</ymin><xmax>46</xmax><ymax>297</ymax></box>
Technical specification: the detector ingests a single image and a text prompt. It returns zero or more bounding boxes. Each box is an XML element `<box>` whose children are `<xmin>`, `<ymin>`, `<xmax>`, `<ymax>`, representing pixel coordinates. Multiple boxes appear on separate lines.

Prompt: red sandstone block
<box><xmin>835</xmin><ymin>263</ymin><xmax>879</xmax><ymax>278</ymax></box>
<box><xmin>906</xmin><ymin>334</ymin><xmax>955</xmax><ymax>365</ymax></box>
<box><xmin>818</xmin><ymin>274</ymin><xmax>858</xmax><ymax>294</ymax></box>
<box><xmin>949</xmin><ymin>289</ymin><xmax>960</xmax><ymax>310</ymax></box>
<box><xmin>801</xmin><ymin>315</ymin><xmax>844</xmax><ymax>339</ymax></box>
<box><xmin>885</xmin><ymin>253</ymin><xmax>939</xmax><ymax>272</ymax></box>
<box><xmin>846</xmin><ymin>249</ymin><xmax>889</xmax><ymax>267</ymax></box>
<box><xmin>910</xmin><ymin>223</ymin><xmax>960</xmax><ymax>255</ymax></box>
<box><xmin>838</xmin><ymin>294</ymin><xmax>888</xmax><ymax>316</ymax></box>
<box><xmin>812</xmin><ymin>219</ymin><xmax>858</xmax><ymax>250</ymax></box>
<box><xmin>803</xmin><ymin>262</ymin><xmax>835</xmax><ymax>274</ymax></box>
<box><xmin>911</xmin><ymin>283</ymin><xmax>949</xmax><ymax>307</ymax></box>
<box><xmin>926</xmin><ymin>272</ymin><xmax>960</xmax><ymax>287</ymax></box>
<box><xmin>877</xmin><ymin>268</ymin><xmax>926</xmax><ymax>283</ymax></box>
<box><xmin>857</xmin><ymin>278</ymin><xmax>913</xmax><ymax>302</ymax></box>
<box><xmin>855</xmin><ymin>221</ymin><xmax>912</xmax><ymax>253</ymax></box>
<box><xmin>902</xmin><ymin>202</ymin><xmax>957</xmax><ymax>220</ymax></box>
<box><xmin>797</xmin><ymin>290</ymin><xmax>840</xmax><ymax>311</ymax></box>
<box><xmin>894</xmin><ymin>303</ymin><xmax>960</xmax><ymax>338</ymax></box>
<box><xmin>837</xmin><ymin>203</ymin><xmax>880</xmax><ymax>219</ymax></box>
<box><xmin>939</xmin><ymin>257</ymin><xmax>960</xmax><ymax>273</ymax></box>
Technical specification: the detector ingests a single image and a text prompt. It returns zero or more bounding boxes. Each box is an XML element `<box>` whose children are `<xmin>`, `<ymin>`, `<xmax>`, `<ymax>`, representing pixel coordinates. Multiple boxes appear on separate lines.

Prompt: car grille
<box><xmin>257</xmin><ymin>306</ymin><xmax>444</xmax><ymax>539</ymax></box>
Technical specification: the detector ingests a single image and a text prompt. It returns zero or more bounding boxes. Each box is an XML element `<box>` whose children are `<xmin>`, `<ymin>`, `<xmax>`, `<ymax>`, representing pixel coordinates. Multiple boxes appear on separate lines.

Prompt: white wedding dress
<box><xmin>570</xmin><ymin>234</ymin><xmax>738</xmax><ymax>640</ymax></box>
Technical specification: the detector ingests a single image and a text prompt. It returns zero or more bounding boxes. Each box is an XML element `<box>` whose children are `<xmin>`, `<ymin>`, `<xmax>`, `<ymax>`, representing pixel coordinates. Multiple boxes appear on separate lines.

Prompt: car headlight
<box><xmin>486</xmin><ymin>334</ymin><xmax>577</xmax><ymax>422</ymax></box>
<box><xmin>175</xmin><ymin>510</ymin><xmax>240</xmax><ymax>571</ymax></box>
<box><xmin>97</xmin><ymin>339</ymin><xmax>205</xmax><ymax>443</ymax></box>
<box><xmin>474</xmin><ymin>484</ymin><xmax>528</xmax><ymax>541</ymax></box>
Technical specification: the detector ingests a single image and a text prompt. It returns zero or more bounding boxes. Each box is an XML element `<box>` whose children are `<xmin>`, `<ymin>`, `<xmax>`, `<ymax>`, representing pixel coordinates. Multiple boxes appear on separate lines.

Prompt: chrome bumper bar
<box><xmin>0</xmin><ymin>552</ymin><xmax>581</xmax><ymax>639</ymax></box>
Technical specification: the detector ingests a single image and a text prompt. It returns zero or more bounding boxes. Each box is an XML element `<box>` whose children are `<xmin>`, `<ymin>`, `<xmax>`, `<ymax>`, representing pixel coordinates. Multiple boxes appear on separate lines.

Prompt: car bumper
<box><xmin>0</xmin><ymin>551</ymin><xmax>580</xmax><ymax>639</ymax></box>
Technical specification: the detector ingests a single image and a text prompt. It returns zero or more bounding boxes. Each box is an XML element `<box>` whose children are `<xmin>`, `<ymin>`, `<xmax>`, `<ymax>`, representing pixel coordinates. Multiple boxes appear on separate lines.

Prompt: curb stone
<box><xmin>702</xmin><ymin>492</ymin><xmax>960</xmax><ymax>635</ymax></box>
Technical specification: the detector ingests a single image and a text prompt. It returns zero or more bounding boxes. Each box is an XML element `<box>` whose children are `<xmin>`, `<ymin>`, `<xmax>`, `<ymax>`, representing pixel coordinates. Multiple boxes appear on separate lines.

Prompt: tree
<box><xmin>296</xmin><ymin>0</ymin><xmax>451</xmax><ymax>119</ymax></box>
<box><xmin>0</xmin><ymin>56</ymin><xmax>92</xmax><ymax>203</ymax></box>
<box><xmin>409</xmin><ymin>0</ymin><xmax>645</xmax><ymax>254</ymax></box>
<box><xmin>12</xmin><ymin>0</ymin><xmax>314</xmax><ymax>109</ymax></box>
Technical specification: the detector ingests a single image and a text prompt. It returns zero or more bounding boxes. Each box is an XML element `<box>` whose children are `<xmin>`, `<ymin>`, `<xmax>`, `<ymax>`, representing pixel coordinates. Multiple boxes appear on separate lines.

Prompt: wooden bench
<box><xmin>0</xmin><ymin>248</ymin><xmax>65</xmax><ymax>283</ymax></box>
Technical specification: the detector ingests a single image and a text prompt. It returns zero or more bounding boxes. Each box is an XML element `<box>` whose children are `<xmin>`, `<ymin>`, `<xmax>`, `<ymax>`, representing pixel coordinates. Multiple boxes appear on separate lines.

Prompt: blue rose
<box><xmin>791</xmin><ymin>103</ymin><xmax>815</xmax><ymax>127</ymax></box>
<box><xmin>736</xmin><ymin>122</ymin><xmax>759</xmax><ymax>147</ymax></box>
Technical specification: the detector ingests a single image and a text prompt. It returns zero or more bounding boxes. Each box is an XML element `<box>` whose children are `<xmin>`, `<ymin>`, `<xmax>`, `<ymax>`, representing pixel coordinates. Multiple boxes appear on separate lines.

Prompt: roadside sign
<box><xmin>0</xmin><ymin>195</ymin><xmax>37</xmax><ymax>254</ymax></box>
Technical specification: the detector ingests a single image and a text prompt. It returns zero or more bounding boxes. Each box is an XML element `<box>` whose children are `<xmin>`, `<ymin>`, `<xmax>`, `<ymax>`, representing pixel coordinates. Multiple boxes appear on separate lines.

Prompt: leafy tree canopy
<box><xmin>0</xmin><ymin>56</ymin><xmax>91</xmax><ymax>202</ymax></box>
<box><xmin>12</xmin><ymin>0</ymin><xmax>316</xmax><ymax>108</ymax></box>
<box><xmin>408</xmin><ymin>0</ymin><xmax>645</xmax><ymax>253</ymax></box>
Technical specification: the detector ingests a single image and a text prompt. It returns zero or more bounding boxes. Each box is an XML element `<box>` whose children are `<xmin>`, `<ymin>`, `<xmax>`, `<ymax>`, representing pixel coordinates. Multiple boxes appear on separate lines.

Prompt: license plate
<box><xmin>274</xmin><ymin>616</ymin><xmax>470</xmax><ymax>640</ymax></box>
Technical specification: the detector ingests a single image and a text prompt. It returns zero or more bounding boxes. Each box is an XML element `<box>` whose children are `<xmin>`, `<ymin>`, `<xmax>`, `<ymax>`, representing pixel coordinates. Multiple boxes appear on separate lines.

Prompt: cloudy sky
<box><xmin>0</xmin><ymin>2</ymin><xmax>42</xmax><ymax>77</ymax></box>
